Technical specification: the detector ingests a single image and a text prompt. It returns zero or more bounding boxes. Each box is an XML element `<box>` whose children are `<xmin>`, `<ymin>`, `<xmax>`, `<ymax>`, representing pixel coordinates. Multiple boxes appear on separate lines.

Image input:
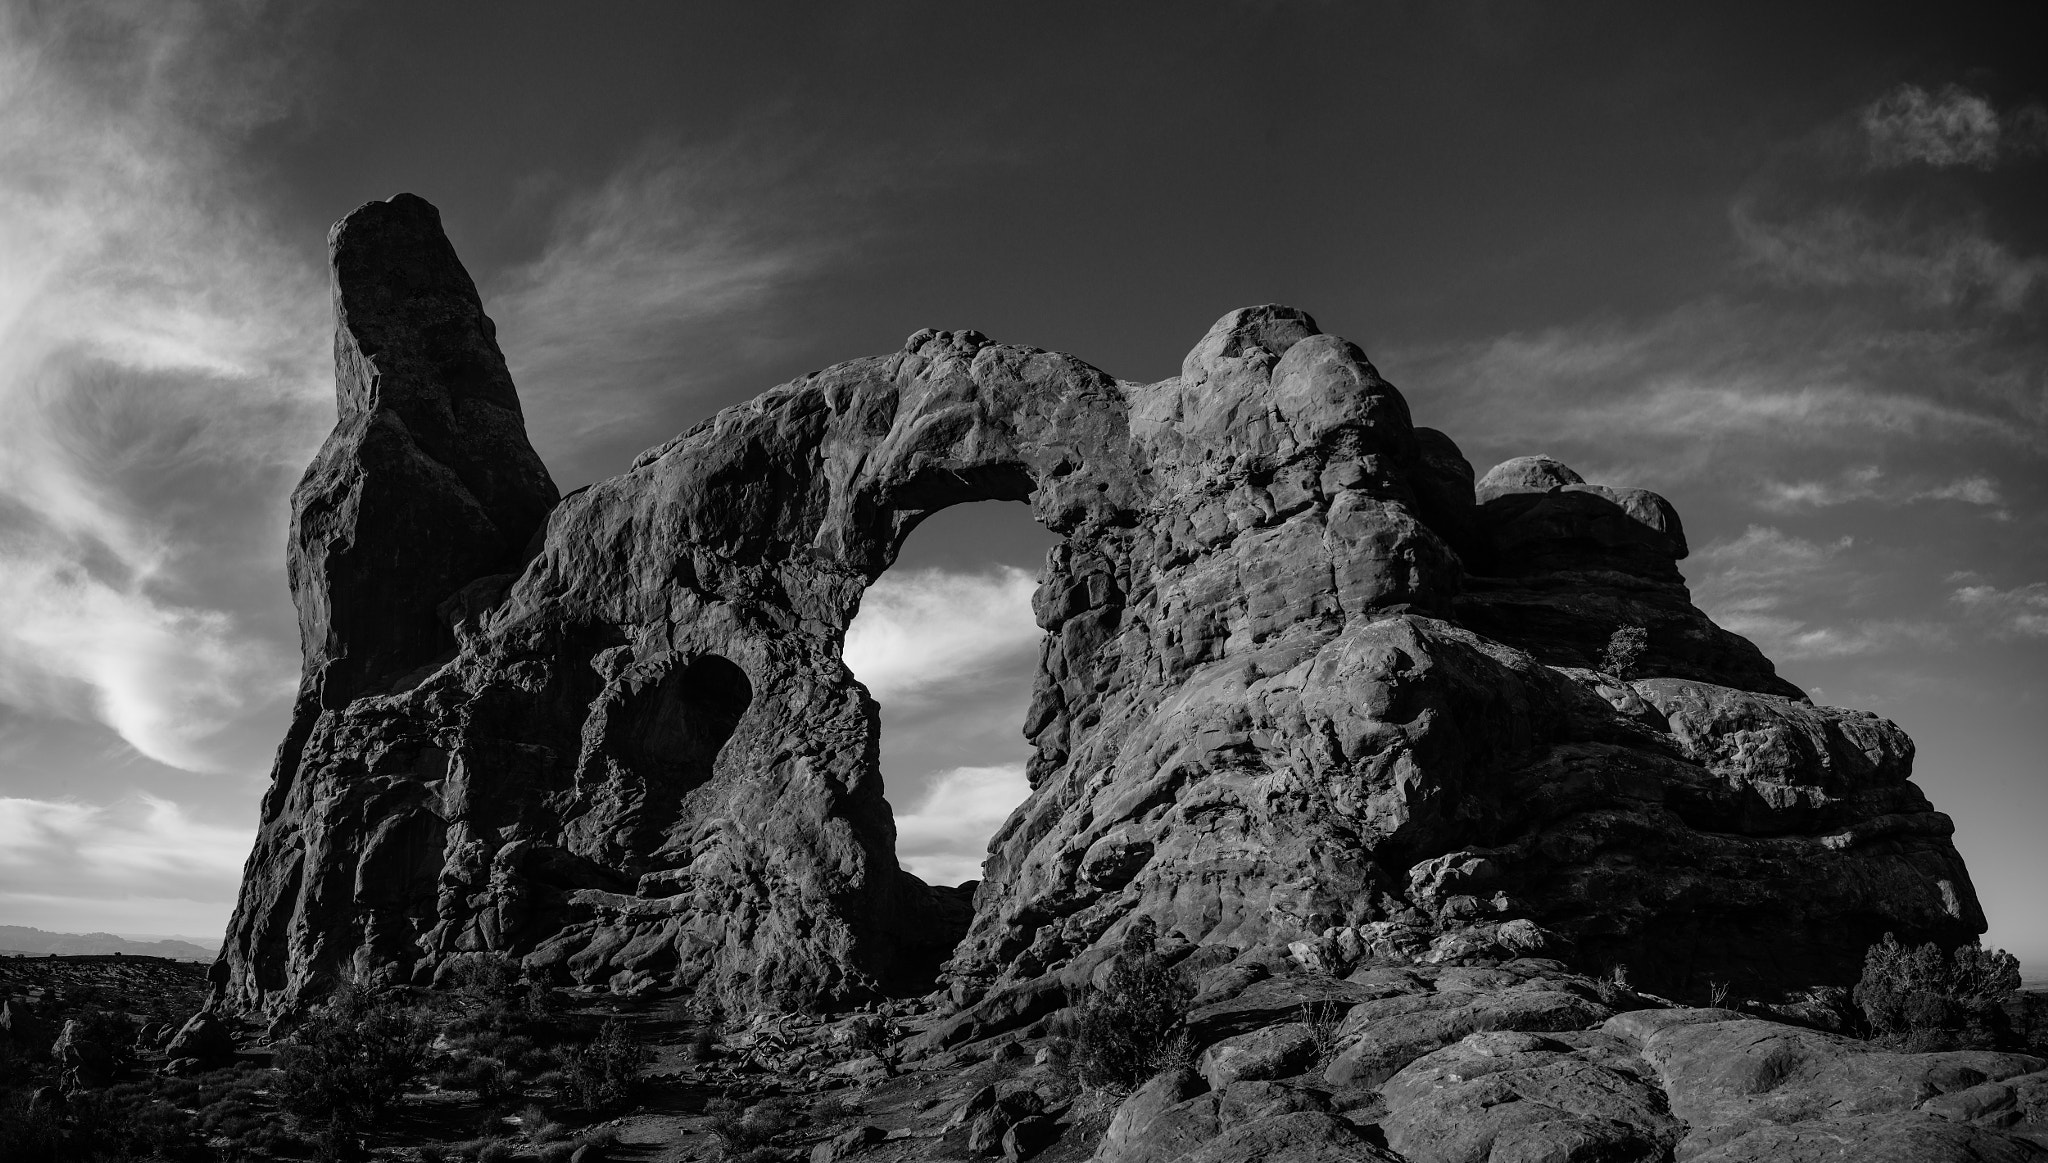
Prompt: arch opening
<box><xmin>613</xmin><ymin>653</ymin><xmax>753</xmax><ymax>793</ymax></box>
<box><xmin>844</xmin><ymin>500</ymin><xmax>1057</xmax><ymax>888</ymax></box>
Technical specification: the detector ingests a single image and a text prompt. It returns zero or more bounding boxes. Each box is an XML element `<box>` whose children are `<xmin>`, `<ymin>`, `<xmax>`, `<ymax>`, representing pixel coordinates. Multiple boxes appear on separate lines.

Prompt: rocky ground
<box><xmin>1</xmin><ymin>953</ymin><xmax>211</xmax><ymax>1032</ymax></box>
<box><xmin>10</xmin><ymin>950</ymin><xmax>2048</xmax><ymax>1161</ymax></box>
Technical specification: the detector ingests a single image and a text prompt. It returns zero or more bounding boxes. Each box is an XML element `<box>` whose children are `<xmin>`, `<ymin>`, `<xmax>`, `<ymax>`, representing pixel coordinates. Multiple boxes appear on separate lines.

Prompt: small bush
<box><xmin>808</xmin><ymin>1093</ymin><xmax>862</xmax><ymax>1122</ymax></box>
<box><xmin>564</xmin><ymin>1016</ymin><xmax>648</xmax><ymax>1112</ymax></box>
<box><xmin>432</xmin><ymin>1027</ymin><xmax>561</xmax><ymax>1102</ymax></box>
<box><xmin>1072</xmin><ymin>922</ymin><xmax>1196</xmax><ymax>1091</ymax></box>
<box><xmin>1303</xmin><ymin>1001</ymin><xmax>1346</xmax><ymax>1065</ymax></box>
<box><xmin>1600</xmin><ymin>625</ymin><xmax>1649</xmax><ymax>680</ymax></box>
<box><xmin>708</xmin><ymin>1095</ymin><xmax>802</xmax><ymax>1155</ymax></box>
<box><xmin>274</xmin><ymin>978</ymin><xmax>435</xmax><ymax>1149</ymax></box>
<box><xmin>1855</xmin><ymin>933</ymin><xmax>2020</xmax><ymax>1050</ymax></box>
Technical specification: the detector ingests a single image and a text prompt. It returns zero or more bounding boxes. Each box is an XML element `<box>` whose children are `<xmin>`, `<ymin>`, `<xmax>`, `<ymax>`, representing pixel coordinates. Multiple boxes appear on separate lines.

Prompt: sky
<box><xmin>0</xmin><ymin>2</ymin><xmax>2041</xmax><ymax>971</ymax></box>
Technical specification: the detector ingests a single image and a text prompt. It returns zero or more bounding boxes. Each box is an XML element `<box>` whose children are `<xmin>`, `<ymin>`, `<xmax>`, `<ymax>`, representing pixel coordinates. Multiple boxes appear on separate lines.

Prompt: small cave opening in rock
<box><xmin>845</xmin><ymin>500</ymin><xmax>1058</xmax><ymax>889</ymax></box>
<box><xmin>613</xmin><ymin>653</ymin><xmax>754</xmax><ymax>792</ymax></box>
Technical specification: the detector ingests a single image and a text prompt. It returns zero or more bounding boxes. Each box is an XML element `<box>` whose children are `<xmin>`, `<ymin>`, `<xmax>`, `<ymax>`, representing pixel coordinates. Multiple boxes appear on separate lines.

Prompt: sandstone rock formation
<box><xmin>220</xmin><ymin>193</ymin><xmax>1984</xmax><ymax>1017</ymax></box>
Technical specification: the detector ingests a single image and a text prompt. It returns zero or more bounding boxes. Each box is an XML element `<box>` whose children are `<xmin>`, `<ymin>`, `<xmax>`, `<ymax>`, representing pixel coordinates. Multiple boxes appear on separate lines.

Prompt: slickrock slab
<box><xmin>1323</xmin><ymin>989</ymin><xmax>1613</xmax><ymax>1088</ymax></box>
<box><xmin>1621</xmin><ymin>1014</ymin><xmax>2046</xmax><ymax>1160</ymax></box>
<box><xmin>1379</xmin><ymin>1030</ymin><xmax>1680</xmax><ymax>1163</ymax></box>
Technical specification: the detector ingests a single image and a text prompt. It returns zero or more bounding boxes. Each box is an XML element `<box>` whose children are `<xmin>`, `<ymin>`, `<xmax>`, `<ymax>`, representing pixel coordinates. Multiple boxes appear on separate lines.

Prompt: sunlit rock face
<box><xmin>218</xmin><ymin>193</ymin><xmax>1983</xmax><ymax>1013</ymax></box>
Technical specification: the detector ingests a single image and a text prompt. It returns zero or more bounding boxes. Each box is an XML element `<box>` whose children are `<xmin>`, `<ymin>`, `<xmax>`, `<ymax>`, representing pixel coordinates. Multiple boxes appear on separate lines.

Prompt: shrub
<box><xmin>1303</xmin><ymin>1001</ymin><xmax>1346</xmax><ymax>1065</ymax></box>
<box><xmin>1854</xmin><ymin>933</ymin><xmax>2020</xmax><ymax>1050</ymax></box>
<box><xmin>1600</xmin><ymin>625</ymin><xmax>1649</xmax><ymax>680</ymax></box>
<box><xmin>431</xmin><ymin>1027</ymin><xmax>561</xmax><ymax>1102</ymax></box>
<box><xmin>564</xmin><ymin>1017</ymin><xmax>647</xmax><ymax>1112</ymax></box>
<box><xmin>707</xmin><ymin>1095</ymin><xmax>801</xmax><ymax>1155</ymax></box>
<box><xmin>274</xmin><ymin>978</ymin><xmax>435</xmax><ymax>1148</ymax></box>
<box><xmin>0</xmin><ymin>1093</ymin><xmax>65</xmax><ymax>1162</ymax></box>
<box><xmin>1072</xmin><ymin>922</ymin><xmax>1195</xmax><ymax>1091</ymax></box>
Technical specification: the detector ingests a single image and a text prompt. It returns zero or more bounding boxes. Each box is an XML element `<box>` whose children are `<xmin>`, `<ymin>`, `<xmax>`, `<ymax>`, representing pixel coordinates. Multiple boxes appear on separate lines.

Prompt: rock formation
<box><xmin>219</xmin><ymin>193</ymin><xmax>1984</xmax><ymax>1016</ymax></box>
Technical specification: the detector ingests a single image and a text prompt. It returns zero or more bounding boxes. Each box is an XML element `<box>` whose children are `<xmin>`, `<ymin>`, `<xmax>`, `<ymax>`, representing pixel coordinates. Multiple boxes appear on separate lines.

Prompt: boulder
<box><xmin>163</xmin><ymin>1010</ymin><xmax>235</xmax><ymax>1065</ymax></box>
<box><xmin>1002</xmin><ymin>1114</ymin><xmax>1059</xmax><ymax>1161</ymax></box>
<box><xmin>1097</xmin><ymin>1069</ymin><xmax>1217</xmax><ymax>1163</ymax></box>
<box><xmin>0</xmin><ymin>999</ymin><xmax>49</xmax><ymax>1047</ymax></box>
<box><xmin>1198</xmin><ymin>1023</ymin><xmax>1319</xmax><ymax>1089</ymax></box>
<box><xmin>50</xmin><ymin>1020</ymin><xmax>112</xmax><ymax>1085</ymax></box>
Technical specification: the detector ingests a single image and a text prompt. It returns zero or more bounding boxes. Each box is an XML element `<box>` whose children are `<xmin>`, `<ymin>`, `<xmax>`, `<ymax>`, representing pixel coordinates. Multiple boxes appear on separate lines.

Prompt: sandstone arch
<box><xmin>218</xmin><ymin>194</ymin><xmax>1984</xmax><ymax>1013</ymax></box>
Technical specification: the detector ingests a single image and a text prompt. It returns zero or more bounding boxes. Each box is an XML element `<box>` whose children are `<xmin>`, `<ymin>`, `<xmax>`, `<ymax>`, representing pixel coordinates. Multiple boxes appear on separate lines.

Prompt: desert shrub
<box><xmin>1600</xmin><ymin>625</ymin><xmax>1649</xmax><ymax>680</ymax></box>
<box><xmin>66</xmin><ymin>1007</ymin><xmax>139</xmax><ymax>1077</ymax></box>
<box><xmin>0</xmin><ymin>1091</ymin><xmax>66</xmax><ymax>1161</ymax></box>
<box><xmin>1072</xmin><ymin>923</ymin><xmax>1196</xmax><ymax>1091</ymax></box>
<box><xmin>517</xmin><ymin>1099</ymin><xmax>568</xmax><ymax>1142</ymax></box>
<box><xmin>808</xmin><ymin>1093</ymin><xmax>862</xmax><ymax>1122</ymax></box>
<box><xmin>707</xmin><ymin>1094</ymin><xmax>802</xmax><ymax>1155</ymax></box>
<box><xmin>842</xmin><ymin>1013</ymin><xmax>891</xmax><ymax>1055</ymax></box>
<box><xmin>564</xmin><ymin>1016</ymin><xmax>648</xmax><ymax>1112</ymax></box>
<box><xmin>685</xmin><ymin>1022</ymin><xmax>718</xmax><ymax>1062</ymax></box>
<box><xmin>1855</xmin><ymin>933</ymin><xmax>2020</xmax><ymax>1050</ymax></box>
<box><xmin>432</xmin><ymin>1027</ymin><xmax>561</xmax><ymax>1102</ymax></box>
<box><xmin>1303</xmin><ymin>1000</ymin><xmax>1346</xmax><ymax>1065</ymax></box>
<box><xmin>275</xmin><ymin>979</ymin><xmax>435</xmax><ymax>1149</ymax></box>
<box><xmin>0</xmin><ymin>1083</ymin><xmax>213</xmax><ymax>1163</ymax></box>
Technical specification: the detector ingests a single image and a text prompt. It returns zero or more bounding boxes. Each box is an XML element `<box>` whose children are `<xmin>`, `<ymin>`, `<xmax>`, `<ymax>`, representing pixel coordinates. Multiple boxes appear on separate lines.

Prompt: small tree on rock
<box><xmin>1072</xmin><ymin>919</ymin><xmax>1194</xmax><ymax>1091</ymax></box>
<box><xmin>1600</xmin><ymin>625</ymin><xmax>1649</xmax><ymax>680</ymax></box>
<box><xmin>1854</xmin><ymin>933</ymin><xmax>2020</xmax><ymax>1050</ymax></box>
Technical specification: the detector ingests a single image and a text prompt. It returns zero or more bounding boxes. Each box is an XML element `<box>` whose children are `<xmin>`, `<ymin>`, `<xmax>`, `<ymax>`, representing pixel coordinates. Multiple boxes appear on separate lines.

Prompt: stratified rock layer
<box><xmin>220</xmin><ymin>194</ymin><xmax>1983</xmax><ymax>1013</ymax></box>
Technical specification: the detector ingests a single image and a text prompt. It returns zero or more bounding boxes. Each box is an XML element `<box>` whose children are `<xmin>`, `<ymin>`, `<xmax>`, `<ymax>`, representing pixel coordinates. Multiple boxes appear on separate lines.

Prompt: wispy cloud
<box><xmin>892</xmin><ymin>763</ymin><xmax>1029</xmax><ymax>886</ymax></box>
<box><xmin>1951</xmin><ymin>582</ymin><xmax>2048</xmax><ymax>639</ymax></box>
<box><xmin>1396</xmin><ymin>298</ymin><xmax>2036</xmax><ymax>488</ymax></box>
<box><xmin>1689</xmin><ymin>526</ymin><xmax>1952</xmax><ymax>661</ymax></box>
<box><xmin>844</xmin><ymin>567</ymin><xmax>1043</xmax><ymax>708</ymax></box>
<box><xmin>0</xmin><ymin>550</ymin><xmax>279</xmax><ymax>772</ymax></box>
<box><xmin>1732</xmin><ymin>199</ymin><xmax>2047</xmax><ymax>313</ymax></box>
<box><xmin>492</xmin><ymin>141</ymin><xmax>855</xmax><ymax>456</ymax></box>
<box><xmin>0</xmin><ymin>792</ymin><xmax>252</xmax><ymax>938</ymax></box>
<box><xmin>491</xmin><ymin>123</ymin><xmax>1015</xmax><ymax>468</ymax></box>
<box><xmin>1862</xmin><ymin>83</ymin><xmax>2048</xmax><ymax>170</ymax></box>
<box><xmin>0</xmin><ymin>4</ymin><xmax>323</xmax><ymax>772</ymax></box>
<box><xmin>1757</xmin><ymin>465</ymin><xmax>2007</xmax><ymax>516</ymax></box>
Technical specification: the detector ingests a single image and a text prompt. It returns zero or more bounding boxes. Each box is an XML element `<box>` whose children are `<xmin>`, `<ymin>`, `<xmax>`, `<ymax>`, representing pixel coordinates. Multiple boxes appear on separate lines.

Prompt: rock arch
<box><xmin>219</xmin><ymin>194</ymin><xmax>1985</xmax><ymax>1014</ymax></box>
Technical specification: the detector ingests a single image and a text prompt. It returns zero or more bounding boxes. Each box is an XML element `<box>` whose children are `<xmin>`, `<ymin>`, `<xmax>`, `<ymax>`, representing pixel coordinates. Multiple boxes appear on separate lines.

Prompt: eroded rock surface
<box><xmin>222</xmin><ymin>193</ymin><xmax>1982</xmax><ymax>1016</ymax></box>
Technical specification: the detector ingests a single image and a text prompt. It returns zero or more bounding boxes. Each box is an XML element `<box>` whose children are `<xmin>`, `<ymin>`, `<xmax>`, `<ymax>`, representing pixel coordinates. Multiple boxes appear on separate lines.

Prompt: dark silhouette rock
<box><xmin>163</xmin><ymin>1010</ymin><xmax>235</xmax><ymax>1065</ymax></box>
<box><xmin>50</xmin><ymin>1018</ymin><xmax>111</xmax><ymax>1086</ymax></box>
<box><xmin>220</xmin><ymin>194</ymin><xmax>1986</xmax><ymax>1018</ymax></box>
<box><xmin>0</xmin><ymin>997</ymin><xmax>49</xmax><ymax>1047</ymax></box>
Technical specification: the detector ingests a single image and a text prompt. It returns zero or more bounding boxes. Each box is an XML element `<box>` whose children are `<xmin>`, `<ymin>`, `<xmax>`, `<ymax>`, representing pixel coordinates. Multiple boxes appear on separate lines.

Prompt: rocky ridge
<box><xmin>220</xmin><ymin>193</ymin><xmax>1983</xmax><ymax>1036</ymax></box>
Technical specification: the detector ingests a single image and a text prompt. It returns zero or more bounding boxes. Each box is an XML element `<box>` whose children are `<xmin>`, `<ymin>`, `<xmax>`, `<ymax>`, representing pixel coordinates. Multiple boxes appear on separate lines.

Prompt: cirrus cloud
<box><xmin>0</xmin><ymin>2</ymin><xmax>325</xmax><ymax>774</ymax></box>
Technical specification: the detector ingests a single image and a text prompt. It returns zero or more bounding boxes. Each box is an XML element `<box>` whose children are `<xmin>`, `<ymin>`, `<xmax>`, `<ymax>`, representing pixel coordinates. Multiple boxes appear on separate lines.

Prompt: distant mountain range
<box><xmin>0</xmin><ymin>925</ymin><xmax>216</xmax><ymax>961</ymax></box>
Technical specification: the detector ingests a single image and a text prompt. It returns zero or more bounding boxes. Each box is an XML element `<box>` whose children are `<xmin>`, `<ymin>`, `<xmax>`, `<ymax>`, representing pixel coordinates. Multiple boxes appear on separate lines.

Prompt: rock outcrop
<box><xmin>220</xmin><ymin>193</ymin><xmax>1984</xmax><ymax>1016</ymax></box>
